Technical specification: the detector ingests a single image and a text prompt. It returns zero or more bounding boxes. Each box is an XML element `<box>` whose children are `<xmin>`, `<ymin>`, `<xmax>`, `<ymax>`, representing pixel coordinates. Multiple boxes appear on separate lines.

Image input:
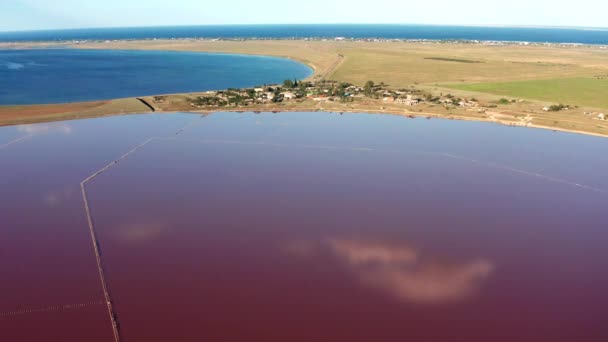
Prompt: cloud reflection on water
<box><xmin>43</xmin><ymin>186</ymin><xmax>76</xmax><ymax>207</ymax></box>
<box><xmin>16</xmin><ymin>123</ymin><xmax>72</xmax><ymax>136</ymax></box>
<box><xmin>115</xmin><ymin>222</ymin><xmax>170</xmax><ymax>243</ymax></box>
<box><xmin>286</xmin><ymin>238</ymin><xmax>493</xmax><ymax>304</ymax></box>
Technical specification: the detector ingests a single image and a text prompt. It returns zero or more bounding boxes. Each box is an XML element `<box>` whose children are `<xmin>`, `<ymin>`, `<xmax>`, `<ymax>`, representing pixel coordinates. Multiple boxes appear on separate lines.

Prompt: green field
<box><xmin>447</xmin><ymin>77</ymin><xmax>608</xmax><ymax>109</ymax></box>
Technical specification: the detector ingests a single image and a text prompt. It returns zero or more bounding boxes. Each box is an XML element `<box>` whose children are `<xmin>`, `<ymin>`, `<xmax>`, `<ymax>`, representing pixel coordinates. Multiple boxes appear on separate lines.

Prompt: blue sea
<box><xmin>1</xmin><ymin>24</ymin><xmax>607</xmax><ymax>45</ymax></box>
<box><xmin>0</xmin><ymin>49</ymin><xmax>312</xmax><ymax>105</ymax></box>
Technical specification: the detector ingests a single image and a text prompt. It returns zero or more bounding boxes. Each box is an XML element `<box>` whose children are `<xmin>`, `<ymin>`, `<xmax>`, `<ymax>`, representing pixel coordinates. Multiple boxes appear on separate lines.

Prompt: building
<box><xmin>397</xmin><ymin>98</ymin><xmax>420</xmax><ymax>106</ymax></box>
<box><xmin>283</xmin><ymin>92</ymin><xmax>296</xmax><ymax>100</ymax></box>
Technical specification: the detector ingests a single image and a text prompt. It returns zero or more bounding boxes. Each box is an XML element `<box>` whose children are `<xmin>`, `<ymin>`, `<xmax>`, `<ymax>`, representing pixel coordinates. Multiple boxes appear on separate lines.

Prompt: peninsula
<box><xmin>1</xmin><ymin>39</ymin><xmax>607</xmax><ymax>137</ymax></box>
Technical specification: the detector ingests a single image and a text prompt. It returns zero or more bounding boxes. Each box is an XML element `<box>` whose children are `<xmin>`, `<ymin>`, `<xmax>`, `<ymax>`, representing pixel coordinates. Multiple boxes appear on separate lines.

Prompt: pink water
<box><xmin>2</xmin><ymin>112</ymin><xmax>607</xmax><ymax>341</ymax></box>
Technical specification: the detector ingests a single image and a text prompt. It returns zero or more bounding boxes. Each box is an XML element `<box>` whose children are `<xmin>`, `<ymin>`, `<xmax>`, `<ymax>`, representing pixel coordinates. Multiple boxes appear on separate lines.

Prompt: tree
<box><xmin>334</xmin><ymin>83</ymin><xmax>347</xmax><ymax>100</ymax></box>
<box><xmin>283</xmin><ymin>79</ymin><xmax>294</xmax><ymax>88</ymax></box>
<box><xmin>549</xmin><ymin>104</ymin><xmax>567</xmax><ymax>112</ymax></box>
<box><xmin>364</xmin><ymin>81</ymin><xmax>375</xmax><ymax>96</ymax></box>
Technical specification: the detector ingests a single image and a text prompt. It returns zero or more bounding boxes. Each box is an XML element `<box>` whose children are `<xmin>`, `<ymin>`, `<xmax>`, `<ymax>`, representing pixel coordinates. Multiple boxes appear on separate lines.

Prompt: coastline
<box><xmin>1</xmin><ymin>39</ymin><xmax>607</xmax><ymax>138</ymax></box>
<box><xmin>0</xmin><ymin>40</ymin><xmax>336</xmax><ymax>82</ymax></box>
<box><xmin>2</xmin><ymin>96</ymin><xmax>607</xmax><ymax>139</ymax></box>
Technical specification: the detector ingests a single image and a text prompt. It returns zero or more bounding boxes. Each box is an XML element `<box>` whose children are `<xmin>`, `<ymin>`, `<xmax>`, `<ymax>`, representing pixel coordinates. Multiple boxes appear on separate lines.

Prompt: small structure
<box><xmin>283</xmin><ymin>92</ymin><xmax>296</xmax><ymax>100</ymax></box>
<box><xmin>598</xmin><ymin>113</ymin><xmax>606</xmax><ymax>120</ymax></box>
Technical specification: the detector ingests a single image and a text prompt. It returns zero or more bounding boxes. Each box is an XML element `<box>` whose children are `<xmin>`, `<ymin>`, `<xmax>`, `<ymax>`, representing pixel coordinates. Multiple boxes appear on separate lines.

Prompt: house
<box><xmin>598</xmin><ymin>113</ymin><xmax>606</xmax><ymax>120</ymax></box>
<box><xmin>254</xmin><ymin>88</ymin><xmax>264</xmax><ymax>93</ymax></box>
<box><xmin>397</xmin><ymin>98</ymin><xmax>420</xmax><ymax>106</ymax></box>
<box><xmin>383</xmin><ymin>97</ymin><xmax>395</xmax><ymax>103</ymax></box>
<box><xmin>282</xmin><ymin>92</ymin><xmax>296</xmax><ymax>100</ymax></box>
<box><xmin>459</xmin><ymin>100</ymin><xmax>478</xmax><ymax>108</ymax></box>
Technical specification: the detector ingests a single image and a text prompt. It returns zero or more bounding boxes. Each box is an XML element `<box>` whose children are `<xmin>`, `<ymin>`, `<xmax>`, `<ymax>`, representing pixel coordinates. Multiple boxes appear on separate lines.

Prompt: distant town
<box><xmin>62</xmin><ymin>37</ymin><xmax>608</xmax><ymax>49</ymax></box>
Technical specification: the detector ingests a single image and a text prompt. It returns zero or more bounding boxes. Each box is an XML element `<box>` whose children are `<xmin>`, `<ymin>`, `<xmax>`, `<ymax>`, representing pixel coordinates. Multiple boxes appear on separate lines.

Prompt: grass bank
<box><xmin>446</xmin><ymin>77</ymin><xmax>608</xmax><ymax>110</ymax></box>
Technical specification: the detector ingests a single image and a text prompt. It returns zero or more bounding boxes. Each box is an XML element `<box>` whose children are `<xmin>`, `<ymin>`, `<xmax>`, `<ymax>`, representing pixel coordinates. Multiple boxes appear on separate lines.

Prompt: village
<box><xmin>151</xmin><ymin>79</ymin><xmax>485</xmax><ymax>111</ymax></box>
<box><xmin>149</xmin><ymin>80</ymin><xmax>608</xmax><ymax>122</ymax></box>
<box><xmin>69</xmin><ymin>37</ymin><xmax>608</xmax><ymax>50</ymax></box>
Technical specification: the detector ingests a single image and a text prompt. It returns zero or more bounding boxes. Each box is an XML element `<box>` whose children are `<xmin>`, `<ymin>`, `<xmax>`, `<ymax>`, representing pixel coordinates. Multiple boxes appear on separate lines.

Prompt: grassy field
<box><xmin>447</xmin><ymin>77</ymin><xmax>608</xmax><ymax>109</ymax></box>
<box><xmin>328</xmin><ymin>42</ymin><xmax>608</xmax><ymax>87</ymax></box>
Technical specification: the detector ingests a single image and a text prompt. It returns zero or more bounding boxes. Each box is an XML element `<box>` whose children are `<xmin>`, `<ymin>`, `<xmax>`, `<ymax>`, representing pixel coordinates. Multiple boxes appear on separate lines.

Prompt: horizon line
<box><xmin>2</xmin><ymin>23</ymin><xmax>608</xmax><ymax>34</ymax></box>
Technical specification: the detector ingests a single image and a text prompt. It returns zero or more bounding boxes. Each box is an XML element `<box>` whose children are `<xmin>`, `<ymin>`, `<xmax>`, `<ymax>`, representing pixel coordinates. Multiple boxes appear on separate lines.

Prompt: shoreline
<box><xmin>0</xmin><ymin>41</ymin><xmax>338</xmax><ymax>82</ymax></box>
<box><xmin>1</xmin><ymin>39</ymin><xmax>607</xmax><ymax>138</ymax></box>
<box><xmin>2</xmin><ymin>99</ymin><xmax>607</xmax><ymax>139</ymax></box>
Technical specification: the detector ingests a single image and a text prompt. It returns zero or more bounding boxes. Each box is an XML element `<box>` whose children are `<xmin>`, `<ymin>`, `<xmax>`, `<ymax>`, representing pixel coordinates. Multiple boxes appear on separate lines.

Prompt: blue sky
<box><xmin>1</xmin><ymin>0</ymin><xmax>606</xmax><ymax>32</ymax></box>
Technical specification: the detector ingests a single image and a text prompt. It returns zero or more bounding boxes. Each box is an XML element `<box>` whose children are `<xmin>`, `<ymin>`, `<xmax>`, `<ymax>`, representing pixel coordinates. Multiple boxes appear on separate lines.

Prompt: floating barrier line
<box><xmin>0</xmin><ymin>301</ymin><xmax>104</xmax><ymax>319</ymax></box>
<box><xmin>163</xmin><ymin>137</ymin><xmax>603</xmax><ymax>193</ymax></box>
<box><xmin>81</xmin><ymin>185</ymin><xmax>121</xmax><ymax>342</ymax></box>
<box><xmin>82</xmin><ymin>138</ymin><xmax>155</xmax><ymax>184</ymax></box>
<box><xmin>81</xmin><ymin>137</ymin><xmax>158</xmax><ymax>342</ymax></box>
<box><xmin>78</xmin><ymin>117</ymin><xmax>203</xmax><ymax>342</ymax></box>
<box><xmin>439</xmin><ymin>152</ymin><xmax>606</xmax><ymax>194</ymax></box>
<box><xmin>174</xmin><ymin>114</ymin><xmax>207</xmax><ymax>137</ymax></box>
<box><xmin>0</xmin><ymin>135</ymin><xmax>32</xmax><ymax>150</ymax></box>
